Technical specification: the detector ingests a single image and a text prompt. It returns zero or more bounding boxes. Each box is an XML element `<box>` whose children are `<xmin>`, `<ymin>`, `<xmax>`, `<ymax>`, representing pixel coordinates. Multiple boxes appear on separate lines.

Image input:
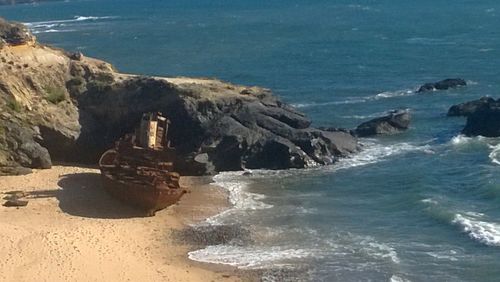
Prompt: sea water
<box><xmin>2</xmin><ymin>0</ymin><xmax>500</xmax><ymax>280</ymax></box>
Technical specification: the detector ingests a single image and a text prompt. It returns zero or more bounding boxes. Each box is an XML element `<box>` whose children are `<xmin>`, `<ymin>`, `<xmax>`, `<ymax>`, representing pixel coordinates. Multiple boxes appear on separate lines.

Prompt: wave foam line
<box><xmin>188</xmin><ymin>245</ymin><xmax>315</xmax><ymax>269</ymax></box>
<box><xmin>332</xmin><ymin>141</ymin><xmax>433</xmax><ymax>171</ymax></box>
<box><xmin>452</xmin><ymin>214</ymin><xmax>500</xmax><ymax>246</ymax></box>
<box><xmin>25</xmin><ymin>15</ymin><xmax>116</xmax><ymax>27</ymax></box>
<box><xmin>204</xmin><ymin>172</ymin><xmax>272</xmax><ymax>225</ymax></box>
<box><xmin>292</xmin><ymin>88</ymin><xmax>416</xmax><ymax>109</ymax></box>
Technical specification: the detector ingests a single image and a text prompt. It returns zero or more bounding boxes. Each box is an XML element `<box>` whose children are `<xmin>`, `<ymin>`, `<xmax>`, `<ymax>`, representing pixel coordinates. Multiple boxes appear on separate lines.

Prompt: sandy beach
<box><xmin>0</xmin><ymin>165</ymin><xmax>240</xmax><ymax>282</ymax></box>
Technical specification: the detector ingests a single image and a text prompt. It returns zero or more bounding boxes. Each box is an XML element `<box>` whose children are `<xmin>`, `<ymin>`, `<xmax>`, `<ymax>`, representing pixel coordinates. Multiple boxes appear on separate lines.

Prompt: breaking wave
<box><xmin>205</xmin><ymin>172</ymin><xmax>272</xmax><ymax>225</ymax></box>
<box><xmin>331</xmin><ymin>140</ymin><xmax>434</xmax><ymax>171</ymax></box>
<box><xmin>488</xmin><ymin>144</ymin><xmax>500</xmax><ymax>165</ymax></box>
<box><xmin>450</xmin><ymin>135</ymin><xmax>500</xmax><ymax>165</ymax></box>
<box><xmin>25</xmin><ymin>16</ymin><xmax>117</xmax><ymax>34</ymax></box>
<box><xmin>452</xmin><ymin>213</ymin><xmax>500</xmax><ymax>246</ymax></box>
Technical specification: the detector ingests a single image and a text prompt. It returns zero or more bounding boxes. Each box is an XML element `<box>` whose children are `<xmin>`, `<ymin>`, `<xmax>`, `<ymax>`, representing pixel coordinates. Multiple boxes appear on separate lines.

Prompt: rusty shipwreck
<box><xmin>99</xmin><ymin>112</ymin><xmax>186</xmax><ymax>216</ymax></box>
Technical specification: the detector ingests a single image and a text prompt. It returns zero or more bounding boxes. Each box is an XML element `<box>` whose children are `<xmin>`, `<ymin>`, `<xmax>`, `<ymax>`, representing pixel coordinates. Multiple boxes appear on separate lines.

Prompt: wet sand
<box><xmin>0</xmin><ymin>165</ymin><xmax>240</xmax><ymax>282</ymax></box>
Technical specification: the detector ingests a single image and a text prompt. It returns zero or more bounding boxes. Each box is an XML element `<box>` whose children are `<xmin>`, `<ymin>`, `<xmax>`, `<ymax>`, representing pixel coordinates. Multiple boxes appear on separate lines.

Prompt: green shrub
<box><xmin>6</xmin><ymin>98</ymin><xmax>22</xmax><ymax>112</ymax></box>
<box><xmin>44</xmin><ymin>86</ymin><xmax>66</xmax><ymax>104</ymax></box>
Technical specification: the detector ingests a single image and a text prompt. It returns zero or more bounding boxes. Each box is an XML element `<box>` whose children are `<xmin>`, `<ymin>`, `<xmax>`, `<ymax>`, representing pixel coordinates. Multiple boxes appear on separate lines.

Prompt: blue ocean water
<box><xmin>2</xmin><ymin>1</ymin><xmax>500</xmax><ymax>280</ymax></box>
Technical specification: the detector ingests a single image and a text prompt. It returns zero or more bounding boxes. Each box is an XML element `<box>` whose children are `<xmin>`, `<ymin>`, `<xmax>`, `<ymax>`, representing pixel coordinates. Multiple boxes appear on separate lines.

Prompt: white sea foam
<box><xmin>32</xmin><ymin>29</ymin><xmax>75</xmax><ymax>34</ymax></box>
<box><xmin>452</xmin><ymin>214</ymin><xmax>500</xmax><ymax>246</ymax></box>
<box><xmin>25</xmin><ymin>15</ymin><xmax>116</xmax><ymax>26</ymax></box>
<box><xmin>390</xmin><ymin>275</ymin><xmax>412</xmax><ymax>282</ymax></box>
<box><xmin>488</xmin><ymin>144</ymin><xmax>500</xmax><ymax>165</ymax></box>
<box><xmin>340</xmin><ymin>111</ymin><xmax>388</xmax><ymax>119</ymax></box>
<box><xmin>427</xmin><ymin>250</ymin><xmax>459</xmax><ymax>261</ymax></box>
<box><xmin>332</xmin><ymin>141</ymin><xmax>433</xmax><ymax>171</ymax></box>
<box><xmin>292</xmin><ymin>87</ymin><xmax>417</xmax><ymax>109</ymax></box>
<box><xmin>450</xmin><ymin>135</ymin><xmax>500</xmax><ymax>165</ymax></box>
<box><xmin>25</xmin><ymin>16</ymin><xmax>116</xmax><ymax>34</ymax></box>
<box><xmin>205</xmin><ymin>172</ymin><xmax>272</xmax><ymax>225</ymax></box>
<box><xmin>421</xmin><ymin>198</ymin><xmax>438</xmax><ymax>205</ymax></box>
<box><xmin>362</xmin><ymin>241</ymin><xmax>400</xmax><ymax>264</ymax></box>
<box><xmin>292</xmin><ymin>99</ymin><xmax>367</xmax><ymax>108</ymax></box>
<box><xmin>188</xmin><ymin>245</ymin><xmax>315</xmax><ymax>269</ymax></box>
<box><xmin>374</xmin><ymin>89</ymin><xmax>415</xmax><ymax>99</ymax></box>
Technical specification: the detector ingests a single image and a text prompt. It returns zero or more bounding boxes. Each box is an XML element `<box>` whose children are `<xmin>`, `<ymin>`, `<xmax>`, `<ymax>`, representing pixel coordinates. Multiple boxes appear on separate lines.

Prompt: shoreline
<box><xmin>0</xmin><ymin>165</ymin><xmax>242</xmax><ymax>281</ymax></box>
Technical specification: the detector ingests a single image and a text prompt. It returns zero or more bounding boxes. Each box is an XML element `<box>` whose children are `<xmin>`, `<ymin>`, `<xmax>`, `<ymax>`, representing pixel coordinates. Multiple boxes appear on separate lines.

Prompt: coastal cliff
<box><xmin>0</xmin><ymin>17</ymin><xmax>358</xmax><ymax>175</ymax></box>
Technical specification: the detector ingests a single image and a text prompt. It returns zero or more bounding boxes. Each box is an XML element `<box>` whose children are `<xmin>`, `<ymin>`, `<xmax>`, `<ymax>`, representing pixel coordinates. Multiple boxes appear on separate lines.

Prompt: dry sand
<box><xmin>0</xmin><ymin>165</ymin><xmax>240</xmax><ymax>282</ymax></box>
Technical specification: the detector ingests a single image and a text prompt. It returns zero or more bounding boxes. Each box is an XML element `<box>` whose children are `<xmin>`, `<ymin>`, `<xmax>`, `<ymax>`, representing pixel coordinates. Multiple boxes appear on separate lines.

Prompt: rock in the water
<box><xmin>448</xmin><ymin>96</ymin><xmax>495</xmax><ymax>117</ymax></box>
<box><xmin>354</xmin><ymin>109</ymin><xmax>411</xmax><ymax>137</ymax></box>
<box><xmin>417</xmin><ymin>78</ymin><xmax>467</xmax><ymax>93</ymax></box>
<box><xmin>462</xmin><ymin>98</ymin><xmax>500</xmax><ymax>137</ymax></box>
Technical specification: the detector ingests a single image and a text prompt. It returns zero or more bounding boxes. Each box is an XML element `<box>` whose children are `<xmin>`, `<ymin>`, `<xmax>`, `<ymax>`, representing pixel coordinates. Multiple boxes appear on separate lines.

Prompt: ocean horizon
<box><xmin>2</xmin><ymin>0</ymin><xmax>500</xmax><ymax>281</ymax></box>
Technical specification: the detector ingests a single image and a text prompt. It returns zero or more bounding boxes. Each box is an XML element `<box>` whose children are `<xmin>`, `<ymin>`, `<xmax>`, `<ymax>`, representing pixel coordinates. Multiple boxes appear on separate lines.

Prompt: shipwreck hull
<box><xmin>99</xmin><ymin>148</ymin><xmax>185</xmax><ymax>216</ymax></box>
<box><xmin>100</xmin><ymin>173</ymin><xmax>185</xmax><ymax>215</ymax></box>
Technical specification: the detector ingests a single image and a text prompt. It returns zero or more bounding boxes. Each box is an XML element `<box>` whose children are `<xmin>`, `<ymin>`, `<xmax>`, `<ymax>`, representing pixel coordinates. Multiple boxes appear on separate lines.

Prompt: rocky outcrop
<box><xmin>71</xmin><ymin>77</ymin><xmax>357</xmax><ymax>174</ymax></box>
<box><xmin>448</xmin><ymin>96</ymin><xmax>495</xmax><ymax>117</ymax></box>
<box><xmin>417</xmin><ymin>78</ymin><xmax>466</xmax><ymax>93</ymax></box>
<box><xmin>0</xmin><ymin>18</ymin><xmax>358</xmax><ymax>175</ymax></box>
<box><xmin>353</xmin><ymin>109</ymin><xmax>410</xmax><ymax>137</ymax></box>
<box><xmin>0</xmin><ymin>115</ymin><xmax>51</xmax><ymax>175</ymax></box>
<box><xmin>0</xmin><ymin>18</ymin><xmax>35</xmax><ymax>46</ymax></box>
<box><xmin>461</xmin><ymin>98</ymin><xmax>500</xmax><ymax>137</ymax></box>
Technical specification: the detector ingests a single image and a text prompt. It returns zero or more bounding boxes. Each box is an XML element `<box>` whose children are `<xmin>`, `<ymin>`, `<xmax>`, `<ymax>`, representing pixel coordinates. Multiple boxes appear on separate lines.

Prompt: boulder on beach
<box><xmin>417</xmin><ymin>78</ymin><xmax>466</xmax><ymax>93</ymax></box>
<box><xmin>353</xmin><ymin>109</ymin><xmax>411</xmax><ymax>137</ymax></box>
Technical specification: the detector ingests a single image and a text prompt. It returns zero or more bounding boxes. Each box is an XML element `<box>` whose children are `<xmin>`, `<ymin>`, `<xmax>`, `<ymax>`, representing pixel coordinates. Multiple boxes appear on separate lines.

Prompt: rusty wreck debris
<box><xmin>99</xmin><ymin>112</ymin><xmax>186</xmax><ymax>216</ymax></box>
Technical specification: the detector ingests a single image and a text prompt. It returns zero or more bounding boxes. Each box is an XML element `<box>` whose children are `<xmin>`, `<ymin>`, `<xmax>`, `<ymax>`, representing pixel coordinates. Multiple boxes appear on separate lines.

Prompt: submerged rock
<box><xmin>448</xmin><ymin>96</ymin><xmax>495</xmax><ymax>117</ymax></box>
<box><xmin>417</xmin><ymin>78</ymin><xmax>466</xmax><ymax>93</ymax></box>
<box><xmin>353</xmin><ymin>109</ymin><xmax>411</xmax><ymax>137</ymax></box>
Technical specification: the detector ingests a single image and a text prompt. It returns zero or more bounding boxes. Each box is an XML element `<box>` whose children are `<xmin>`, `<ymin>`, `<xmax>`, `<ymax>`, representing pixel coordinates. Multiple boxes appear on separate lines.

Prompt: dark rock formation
<box><xmin>0</xmin><ymin>18</ymin><xmax>358</xmax><ymax>175</ymax></box>
<box><xmin>417</xmin><ymin>78</ymin><xmax>466</xmax><ymax>93</ymax></box>
<box><xmin>0</xmin><ymin>117</ymin><xmax>52</xmax><ymax>174</ymax></box>
<box><xmin>0</xmin><ymin>17</ymin><xmax>35</xmax><ymax>46</ymax></box>
<box><xmin>72</xmin><ymin>77</ymin><xmax>357</xmax><ymax>174</ymax></box>
<box><xmin>461</xmin><ymin>98</ymin><xmax>500</xmax><ymax>137</ymax></box>
<box><xmin>448</xmin><ymin>96</ymin><xmax>495</xmax><ymax>117</ymax></box>
<box><xmin>353</xmin><ymin>109</ymin><xmax>411</xmax><ymax>137</ymax></box>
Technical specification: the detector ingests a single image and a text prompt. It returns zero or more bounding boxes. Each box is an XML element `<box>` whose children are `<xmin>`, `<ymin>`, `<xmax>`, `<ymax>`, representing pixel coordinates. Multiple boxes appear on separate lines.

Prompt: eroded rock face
<box><xmin>72</xmin><ymin>77</ymin><xmax>358</xmax><ymax>174</ymax></box>
<box><xmin>448</xmin><ymin>96</ymin><xmax>495</xmax><ymax>117</ymax></box>
<box><xmin>417</xmin><ymin>78</ymin><xmax>466</xmax><ymax>93</ymax></box>
<box><xmin>461</xmin><ymin>98</ymin><xmax>500</xmax><ymax>137</ymax></box>
<box><xmin>0</xmin><ymin>18</ymin><xmax>358</xmax><ymax>175</ymax></box>
<box><xmin>353</xmin><ymin>109</ymin><xmax>411</xmax><ymax>137</ymax></box>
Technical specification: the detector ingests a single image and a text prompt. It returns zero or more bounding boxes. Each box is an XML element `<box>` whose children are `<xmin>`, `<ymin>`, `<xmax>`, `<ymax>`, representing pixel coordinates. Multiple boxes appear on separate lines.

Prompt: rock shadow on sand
<box><xmin>29</xmin><ymin>172</ymin><xmax>147</xmax><ymax>219</ymax></box>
